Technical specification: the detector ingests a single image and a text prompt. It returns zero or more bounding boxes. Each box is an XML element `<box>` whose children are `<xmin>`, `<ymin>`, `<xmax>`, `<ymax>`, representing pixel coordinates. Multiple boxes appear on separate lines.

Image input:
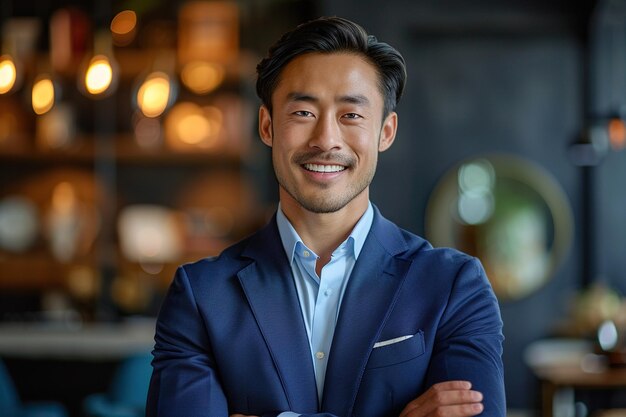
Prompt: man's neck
<box><xmin>279</xmin><ymin>190</ymin><xmax>369</xmax><ymax>266</ymax></box>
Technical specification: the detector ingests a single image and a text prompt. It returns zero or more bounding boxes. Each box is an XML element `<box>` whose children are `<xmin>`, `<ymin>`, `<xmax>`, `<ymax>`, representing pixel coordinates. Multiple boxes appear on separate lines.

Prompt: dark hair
<box><xmin>256</xmin><ymin>16</ymin><xmax>406</xmax><ymax>118</ymax></box>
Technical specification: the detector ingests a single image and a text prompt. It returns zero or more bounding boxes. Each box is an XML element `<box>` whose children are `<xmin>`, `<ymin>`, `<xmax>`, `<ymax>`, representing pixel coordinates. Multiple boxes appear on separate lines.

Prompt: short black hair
<box><xmin>256</xmin><ymin>16</ymin><xmax>406</xmax><ymax>118</ymax></box>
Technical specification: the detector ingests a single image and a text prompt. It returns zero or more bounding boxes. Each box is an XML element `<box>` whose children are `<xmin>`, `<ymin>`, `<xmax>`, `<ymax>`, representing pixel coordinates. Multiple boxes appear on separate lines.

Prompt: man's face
<box><xmin>258</xmin><ymin>52</ymin><xmax>397</xmax><ymax>214</ymax></box>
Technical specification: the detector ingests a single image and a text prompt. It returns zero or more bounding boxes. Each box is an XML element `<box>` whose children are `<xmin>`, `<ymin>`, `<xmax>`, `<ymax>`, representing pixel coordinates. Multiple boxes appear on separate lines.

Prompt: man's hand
<box><xmin>399</xmin><ymin>381</ymin><xmax>483</xmax><ymax>417</ymax></box>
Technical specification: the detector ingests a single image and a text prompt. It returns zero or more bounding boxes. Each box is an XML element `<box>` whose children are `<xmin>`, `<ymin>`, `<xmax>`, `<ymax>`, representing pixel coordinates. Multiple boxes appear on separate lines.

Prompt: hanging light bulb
<box><xmin>132</xmin><ymin>51</ymin><xmax>177</xmax><ymax>121</ymax></box>
<box><xmin>84</xmin><ymin>55</ymin><xmax>115</xmax><ymax>95</ymax></box>
<box><xmin>32</xmin><ymin>74</ymin><xmax>56</xmax><ymax>115</ymax></box>
<box><xmin>0</xmin><ymin>55</ymin><xmax>18</xmax><ymax>94</ymax></box>
<box><xmin>78</xmin><ymin>30</ymin><xmax>119</xmax><ymax>98</ymax></box>
<box><xmin>110</xmin><ymin>10</ymin><xmax>137</xmax><ymax>46</ymax></box>
<box><xmin>136</xmin><ymin>71</ymin><xmax>171</xmax><ymax>118</ymax></box>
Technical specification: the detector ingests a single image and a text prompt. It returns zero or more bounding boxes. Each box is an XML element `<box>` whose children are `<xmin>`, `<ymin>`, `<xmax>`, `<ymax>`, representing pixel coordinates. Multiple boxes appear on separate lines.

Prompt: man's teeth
<box><xmin>304</xmin><ymin>163</ymin><xmax>346</xmax><ymax>173</ymax></box>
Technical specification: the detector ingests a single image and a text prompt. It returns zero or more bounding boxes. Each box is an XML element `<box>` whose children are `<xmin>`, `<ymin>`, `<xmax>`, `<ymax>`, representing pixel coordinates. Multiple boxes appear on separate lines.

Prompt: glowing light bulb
<box><xmin>110</xmin><ymin>10</ymin><xmax>137</xmax><ymax>46</ymax></box>
<box><xmin>0</xmin><ymin>56</ymin><xmax>17</xmax><ymax>94</ymax></box>
<box><xmin>32</xmin><ymin>76</ymin><xmax>55</xmax><ymax>115</ymax></box>
<box><xmin>137</xmin><ymin>72</ymin><xmax>171</xmax><ymax>118</ymax></box>
<box><xmin>84</xmin><ymin>55</ymin><xmax>114</xmax><ymax>95</ymax></box>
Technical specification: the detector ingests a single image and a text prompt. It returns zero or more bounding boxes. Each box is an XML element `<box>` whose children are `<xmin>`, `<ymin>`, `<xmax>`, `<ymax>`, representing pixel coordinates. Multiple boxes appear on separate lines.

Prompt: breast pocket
<box><xmin>366</xmin><ymin>330</ymin><xmax>425</xmax><ymax>370</ymax></box>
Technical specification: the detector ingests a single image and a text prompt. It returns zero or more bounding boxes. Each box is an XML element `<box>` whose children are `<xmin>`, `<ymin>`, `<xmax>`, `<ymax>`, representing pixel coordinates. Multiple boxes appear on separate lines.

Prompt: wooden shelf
<box><xmin>0</xmin><ymin>252</ymin><xmax>86</xmax><ymax>290</ymax></box>
<box><xmin>0</xmin><ymin>239</ymin><xmax>233</xmax><ymax>291</ymax></box>
<box><xmin>0</xmin><ymin>135</ymin><xmax>245</xmax><ymax>166</ymax></box>
<box><xmin>0</xmin><ymin>144</ymin><xmax>95</xmax><ymax>164</ymax></box>
<box><xmin>113</xmin><ymin>134</ymin><xmax>246</xmax><ymax>166</ymax></box>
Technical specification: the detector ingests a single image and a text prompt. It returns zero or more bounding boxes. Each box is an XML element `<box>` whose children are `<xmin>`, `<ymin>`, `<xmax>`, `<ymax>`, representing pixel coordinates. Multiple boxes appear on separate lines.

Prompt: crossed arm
<box><xmin>230</xmin><ymin>259</ymin><xmax>505</xmax><ymax>417</ymax></box>
<box><xmin>231</xmin><ymin>380</ymin><xmax>485</xmax><ymax>417</ymax></box>
<box><xmin>148</xmin><ymin>258</ymin><xmax>505</xmax><ymax>417</ymax></box>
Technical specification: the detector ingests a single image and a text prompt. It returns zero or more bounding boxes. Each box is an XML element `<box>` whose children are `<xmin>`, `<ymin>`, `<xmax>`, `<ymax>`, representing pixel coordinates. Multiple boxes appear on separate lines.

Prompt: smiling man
<box><xmin>147</xmin><ymin>17</ymin><xmax>505</xmax><ymax>417</ymax></box>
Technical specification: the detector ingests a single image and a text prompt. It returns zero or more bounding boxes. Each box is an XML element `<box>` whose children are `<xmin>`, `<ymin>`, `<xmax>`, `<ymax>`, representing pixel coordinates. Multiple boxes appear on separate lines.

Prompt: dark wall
<box><xmin>320</xmin><ymin>0</ymin><xmax>620</xmax><ymax>410</ymax></box>
<box><xmin>589</xmin><ymin>0</ymin><xmax>626</xmax><ymax>296</ymax></box>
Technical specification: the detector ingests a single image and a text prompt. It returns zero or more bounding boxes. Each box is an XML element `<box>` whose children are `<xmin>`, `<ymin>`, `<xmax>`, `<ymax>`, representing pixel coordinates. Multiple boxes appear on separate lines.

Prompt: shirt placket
<box><xmin>302</xmin><ymin>247</ymin><xmax>346</xmax><ymax>403</ymax></box>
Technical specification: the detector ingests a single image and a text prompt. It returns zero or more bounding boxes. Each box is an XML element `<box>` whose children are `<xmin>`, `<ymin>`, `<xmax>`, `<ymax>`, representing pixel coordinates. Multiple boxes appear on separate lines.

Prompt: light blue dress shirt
<box><xmin>275</xmin><ymin>203</ymin><xmax>374</xmax><ymax>417</ymax></box>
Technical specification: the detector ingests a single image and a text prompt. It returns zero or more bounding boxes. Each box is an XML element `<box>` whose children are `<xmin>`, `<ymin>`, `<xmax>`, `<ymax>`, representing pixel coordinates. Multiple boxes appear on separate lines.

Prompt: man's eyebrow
<box><xmin>285</xmin><ymin>92</ymin><xmax>371</xmax><ymax>106</ymax></box>
<box><xmin>286</xmin><ymin>92</ymin><xmax>318</xmax><ymax>103</ymax></box>
<box><xmin>338</xmin><ymin>94</ymin><xmax>370</xmax><ymax>106</ymax></box>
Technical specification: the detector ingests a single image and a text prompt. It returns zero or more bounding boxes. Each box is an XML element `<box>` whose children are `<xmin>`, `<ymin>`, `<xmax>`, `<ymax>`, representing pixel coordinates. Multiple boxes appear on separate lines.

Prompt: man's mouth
<box><xmin>303</xmin><ymin>163</ymin><xmax>347</xmax><ymax>173</ymax></box>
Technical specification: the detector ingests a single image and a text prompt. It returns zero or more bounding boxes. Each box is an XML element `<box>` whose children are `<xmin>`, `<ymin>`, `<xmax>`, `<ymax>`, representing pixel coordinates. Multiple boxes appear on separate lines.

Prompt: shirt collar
<box><xmin>276</xmin><ymin>202</ymin><xmax>374</xmax><ymax>262</ymax></box>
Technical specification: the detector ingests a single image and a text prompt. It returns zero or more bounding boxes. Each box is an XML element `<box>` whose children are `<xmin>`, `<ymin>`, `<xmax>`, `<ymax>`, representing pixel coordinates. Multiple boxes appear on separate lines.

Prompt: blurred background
<box><xmin>1</xmin><ymin>0</ymin><xmax>626</xmax><ymax>416</ymax></box>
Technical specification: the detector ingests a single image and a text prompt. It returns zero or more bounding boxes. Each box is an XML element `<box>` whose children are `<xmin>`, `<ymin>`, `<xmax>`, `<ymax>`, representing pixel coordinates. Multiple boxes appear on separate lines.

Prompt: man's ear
<box><xmin>378</xmin><ymin>112</ymin><xmax>398</xmax><ymax>152</ymax></box>
<box><xmin>259</xmin><ymin>105</ymin><xmax>273</xmax><ymax>147</ymax></box>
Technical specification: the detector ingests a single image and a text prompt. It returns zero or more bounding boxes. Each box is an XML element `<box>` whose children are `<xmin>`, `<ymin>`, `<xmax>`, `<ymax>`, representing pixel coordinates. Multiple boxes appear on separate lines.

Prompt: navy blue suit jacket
<box><xmin>147</xmin><ymin>207</ymin><xmax>505</xmax><ymax>417</ymax></box>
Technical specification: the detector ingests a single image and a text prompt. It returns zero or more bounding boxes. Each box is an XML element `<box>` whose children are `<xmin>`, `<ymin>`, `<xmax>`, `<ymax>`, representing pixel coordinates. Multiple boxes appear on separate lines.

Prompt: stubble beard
<box><xmin>274</xmin><ymin>149</ymin><xmax>377</xmax><ymax>214</ymax></box>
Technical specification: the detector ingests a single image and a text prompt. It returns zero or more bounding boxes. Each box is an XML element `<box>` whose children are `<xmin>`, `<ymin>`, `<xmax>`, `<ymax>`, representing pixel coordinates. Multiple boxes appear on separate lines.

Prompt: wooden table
<box><xmin>531</xmin><ymin>359</ymin><xmax>626</xmax><ymax>417</ymax></box>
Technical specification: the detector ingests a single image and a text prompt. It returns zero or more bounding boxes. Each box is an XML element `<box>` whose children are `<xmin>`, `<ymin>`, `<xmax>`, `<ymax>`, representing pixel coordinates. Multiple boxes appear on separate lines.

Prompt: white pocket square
<box><xmin>373</xmin><ymin>335</ymin><xmax>414</xmax><ymax>348</ymax></box>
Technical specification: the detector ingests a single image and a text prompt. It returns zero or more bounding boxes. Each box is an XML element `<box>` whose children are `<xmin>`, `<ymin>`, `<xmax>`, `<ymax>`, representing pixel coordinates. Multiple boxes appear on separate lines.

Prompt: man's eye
<box><xmin>343</xmin><ymin>113</ymin><xmax>362</xmax><ymax>119</ymax></box>
<box><xmin>294</xmin><ymin>110</ymin><xmax>313</xmax><ymax>117</ymax></box>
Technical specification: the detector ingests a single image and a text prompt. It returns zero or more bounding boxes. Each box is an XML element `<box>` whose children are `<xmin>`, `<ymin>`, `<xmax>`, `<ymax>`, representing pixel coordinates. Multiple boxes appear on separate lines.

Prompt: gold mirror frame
<box><xmin>425</xmin><ymin>154</ymin><xmax>574</xmax><ymax>301</ymax></box>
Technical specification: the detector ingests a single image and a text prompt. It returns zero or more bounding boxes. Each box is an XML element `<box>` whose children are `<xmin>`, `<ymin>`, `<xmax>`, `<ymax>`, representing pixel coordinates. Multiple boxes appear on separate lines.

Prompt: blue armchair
<box><xmin>0</xmin><ymin>358</ymin><xmax>68</xmax><ymax>417</ymax></box>
<box><xmin>83</xmin><ymin>352</ymin><xmax>153</xmax><ymax>417</ymax></box>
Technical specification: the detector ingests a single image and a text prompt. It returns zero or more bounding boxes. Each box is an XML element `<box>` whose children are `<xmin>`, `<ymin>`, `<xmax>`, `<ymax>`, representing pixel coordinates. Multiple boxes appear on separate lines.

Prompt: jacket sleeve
<box><xmin>146</xmin><ymin>266</ymin><xmax>229</xmax><ymax>417</ymax></box>
<box><xmin>425</xmin><ymin>257</ymin><xmax>506</xmax><ymax>417</ymax></box>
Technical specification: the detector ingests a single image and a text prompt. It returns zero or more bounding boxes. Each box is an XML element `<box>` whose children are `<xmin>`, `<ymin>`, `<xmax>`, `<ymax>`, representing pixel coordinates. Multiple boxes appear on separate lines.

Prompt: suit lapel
<box><xmin>321</xmin><ymin>210</ymin><xmax>412</xmax><ymax>416</ymax></box>
<box><xmin>237</xmin><ymin>219</ymin><xmax>319</xmax><ymax>413</ymax></box>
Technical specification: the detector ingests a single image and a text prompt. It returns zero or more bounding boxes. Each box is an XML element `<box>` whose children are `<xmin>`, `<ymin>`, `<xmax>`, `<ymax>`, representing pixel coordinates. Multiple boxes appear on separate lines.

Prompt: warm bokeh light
<box><xmin>0</xmin><ymin>56</ymin><xmax>17</xmax><ymax>94</ymax></box>
<box><xmin>52</xmin><ymin>181</ymin><xmax>78</xmax><ymax>215</ymax></box>
<box><xmin>178</xmin><ymin>113</ymin><xmax>210</xmax><ymax>145</ymax></box>
<box><xmin>165</xmin><ymin>102</ymin><xmax>222</xmax><ymax>147</ymax></box>
<box><xmin>110</xmin><ymin>10</ymin><xmax>137</xmax><ymax>46</ymax></box>
<box><xmin>181</xmin><ymin>61</ymin><xmax>224</xmax><ymax>94</ymax></box>
<box><xmin>178</xmin><ymin>1</ymin><xmax>239</xmax><ymax>65</ymax></box>
<box><xmin>111</xmin><ymin>10</ymin><xmax>136</xmax><ymax>35</ymax></box>
<box><xmin>608</xmin><ymin>117</ymin><xmax>626</xmax><ymax>150</ymax></box>
<box><xmin>84</xmin><ymin>55</ymin><xmax>114</xmax><ymax>95</ymax></box>
<box><xmin>32</xmin><ymin>76</ymin><xmax>55</xmax><ymax>115</ymax></box>
<box><xmin>137</xmin><ymin>72</ymin><xmax>171</xmax><ymax>118</ymax></box>
<box><xmin>117</xmin><ymin>205</ymin><xmax>183</xmax><ymax>263</ymax></box>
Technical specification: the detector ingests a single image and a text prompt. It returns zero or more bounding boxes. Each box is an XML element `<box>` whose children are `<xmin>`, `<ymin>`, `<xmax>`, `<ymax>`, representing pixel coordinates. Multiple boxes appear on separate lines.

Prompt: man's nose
<box><xmin>308</xmin><ymin>114</ymin><xmax>342</xmax><ymax>151</ymax></box>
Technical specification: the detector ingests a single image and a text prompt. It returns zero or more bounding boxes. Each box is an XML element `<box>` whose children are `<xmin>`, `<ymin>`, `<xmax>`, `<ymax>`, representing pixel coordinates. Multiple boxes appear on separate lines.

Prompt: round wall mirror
<box><xmin>425</xmin><ymin>154</ymin><xmax>574</xmax><ymax>301</ymax></box>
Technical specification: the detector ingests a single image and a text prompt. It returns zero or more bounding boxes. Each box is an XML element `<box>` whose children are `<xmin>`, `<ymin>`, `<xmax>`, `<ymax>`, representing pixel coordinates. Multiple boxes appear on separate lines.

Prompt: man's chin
<box><xmin>298</xmin><ymin>198</ymin><xmax>346</xmax><ymax>214</ymax></box>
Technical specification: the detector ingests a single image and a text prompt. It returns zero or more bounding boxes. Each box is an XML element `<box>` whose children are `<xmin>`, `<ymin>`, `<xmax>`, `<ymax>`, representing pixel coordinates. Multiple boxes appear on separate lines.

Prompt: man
<box><xmin>147</xmin><ymin>16</ymin><xmax>505</xmax><ymax>417</ymax></box>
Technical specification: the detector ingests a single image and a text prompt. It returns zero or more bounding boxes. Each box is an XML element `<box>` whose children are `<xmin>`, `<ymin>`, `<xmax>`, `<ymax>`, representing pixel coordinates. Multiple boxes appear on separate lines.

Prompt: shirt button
<box><xmin>315</xmin><ymin>351</ymin><xmax>325</xmax><ymax>360</ymax></box>
<box><xmin>303</xmin><ymin>250</ymin><xmax>310</xmax><ymax>258</ymax></box>
<box><xmin>324</xmin><ymin>288</ymin><xmax>333</xmax><ymax>296</ymax></box>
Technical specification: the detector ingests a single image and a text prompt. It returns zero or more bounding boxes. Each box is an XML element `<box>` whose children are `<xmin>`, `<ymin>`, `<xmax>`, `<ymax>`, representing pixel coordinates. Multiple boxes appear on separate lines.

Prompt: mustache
<box><xmin>292</xmin><ymin>151</ymin><xmax>355</xmax><ymax>167</ymax></box>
